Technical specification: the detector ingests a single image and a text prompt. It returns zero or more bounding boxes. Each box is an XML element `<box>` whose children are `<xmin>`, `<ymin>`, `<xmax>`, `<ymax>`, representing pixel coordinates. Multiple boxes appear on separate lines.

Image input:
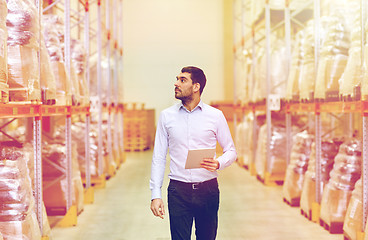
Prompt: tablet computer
<box><xmin>185</xmin><ymin>148</ymin><xmax>216</xmax><ymax>169</ymax></box>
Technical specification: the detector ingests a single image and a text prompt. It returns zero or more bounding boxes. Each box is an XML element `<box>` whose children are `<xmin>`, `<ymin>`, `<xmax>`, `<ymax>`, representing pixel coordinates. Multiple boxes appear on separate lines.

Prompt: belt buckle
<box><xmin>192</xmin><ymin>183</ymin><xmax>199</xmax><ymax>190</ymax></box>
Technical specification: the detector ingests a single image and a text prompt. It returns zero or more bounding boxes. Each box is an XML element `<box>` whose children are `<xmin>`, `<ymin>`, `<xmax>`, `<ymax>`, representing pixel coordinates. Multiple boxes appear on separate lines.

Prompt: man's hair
<box><xmin>181</xmin><ymin>66</ymin><xmax>206</xmax><ymax>95</ymax></box>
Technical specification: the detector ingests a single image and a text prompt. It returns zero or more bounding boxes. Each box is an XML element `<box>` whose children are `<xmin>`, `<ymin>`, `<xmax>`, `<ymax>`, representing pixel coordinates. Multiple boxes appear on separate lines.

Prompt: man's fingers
<box><xmin>151</xmin><ymin>199</ymin><xmax>165</xmax><ymax>219</ymax></box>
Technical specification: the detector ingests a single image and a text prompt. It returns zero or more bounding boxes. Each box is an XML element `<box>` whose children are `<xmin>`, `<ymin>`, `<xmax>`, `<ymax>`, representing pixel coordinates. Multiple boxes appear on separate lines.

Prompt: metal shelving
<box><xmin>234</xmin><ymin>0</ymin><xmax>368</xmax><ymax>236</ymax></box>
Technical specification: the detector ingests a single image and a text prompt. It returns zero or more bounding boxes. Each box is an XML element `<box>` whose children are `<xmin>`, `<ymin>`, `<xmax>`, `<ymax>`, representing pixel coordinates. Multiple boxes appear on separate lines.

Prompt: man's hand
<box><xmin>200</xmin><ymin>158</ymin><xmax>219</xmax><ymax>172</ymax></box>
<box><xmin>150</xmin><ymin>198</ymin><xmax>165</xmax><ymax>219</ymax></box>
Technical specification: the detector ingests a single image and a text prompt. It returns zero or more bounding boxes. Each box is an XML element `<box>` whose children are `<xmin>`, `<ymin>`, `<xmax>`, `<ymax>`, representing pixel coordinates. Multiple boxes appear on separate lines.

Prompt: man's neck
<box><xmin>182</xmin><ymin>97</ymin><xmax>200</xmax><ymax>112</ymax></box>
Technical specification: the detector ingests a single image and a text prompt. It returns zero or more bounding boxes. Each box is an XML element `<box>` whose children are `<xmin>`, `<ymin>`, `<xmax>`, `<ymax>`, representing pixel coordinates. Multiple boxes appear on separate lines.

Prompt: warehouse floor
<box><xmin>50</xmin><ymin>150</ymin><xmax>341</xmax><ymax>240</ymax></box>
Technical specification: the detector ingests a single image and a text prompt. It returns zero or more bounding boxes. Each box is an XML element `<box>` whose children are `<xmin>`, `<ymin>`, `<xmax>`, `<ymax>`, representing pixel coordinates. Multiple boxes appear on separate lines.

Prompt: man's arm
<box><xmin>149</xmin><ymin>112</ymin><xmax>168</xmax><ymax>218</ymax></box>
<box><xmin>214</xmin><ymin>112</ymin><xmax>237</xmax><ymax>170</ymax></box>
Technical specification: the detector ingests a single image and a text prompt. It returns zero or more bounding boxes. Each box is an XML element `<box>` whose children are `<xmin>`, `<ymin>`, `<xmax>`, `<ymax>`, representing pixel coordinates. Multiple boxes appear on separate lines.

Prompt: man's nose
<box><xmin>174</xmin><ymin>80</ymin><xmax>179</xmax><ymax>87</ymax></box>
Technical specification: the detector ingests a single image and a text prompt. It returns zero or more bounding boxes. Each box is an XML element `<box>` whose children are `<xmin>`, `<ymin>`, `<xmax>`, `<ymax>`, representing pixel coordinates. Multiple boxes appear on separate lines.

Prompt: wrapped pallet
<box><xmin>314</xmin><ymin>11</ymin><xmax>349</xmax><ymax>101</ymax></box>
<box><xmin>300</xmin><ymin>138</ymin><xmax>342</xmax><ymax>220</ymax></box>
<box><xmin>42</xmin><ymin>142</ymin><xmax>84</xmax><ymax>216</ymax></box>
<box><xmin>6</xmin><ymin>0</ymin><xmax>41</xmax><ymax>102</ymax></box>
<box><xmin>255</xmin><ymin>122</ymin><xmax>286</xmax><ymax>183</ymax></box>
<box><xmin>235</xmin><ymin>113</ymin><xmax>254</xmax><ymax>167</ymax></box>
<box><xmin>343</xmin><ymin>178</ymin><xmax>362</xmax><ymax>240</ymax></box>
<box><xmin>71</xmin><ymin>39</ymin><xmax>89</xmax><ymax>106</ymax></box>
<box><xmin>71</xmin><ymin>122</ymin><xmax>99</xmax><ymax>178</ymax></box>
<box><xmin>252</xmin><ymin>41</ymin><xmax>287</xmax><ymax>103</ymax></box>
<box><xmin>360</xmin><ymin>20</ymin><xmax>368</xmax><ymax>100</ymax></box>
<box><xmin>285</xmin><ymin>30</ymin><xmax>304</xmax><ymax>102</ymax></box>
<box><xmin>0</xmin><ymin>143</ymin><xmax>41</xmax><ymax>239</ymax></box>
<box><xmin>319</xmin><ymin>139</ymin><xmax>361</xmax><ymax>234</ymax></box>
<box><xmin>0</xmin><ymin>0</ymin><xmax>8</xmax><ymax>103</ymax></box>
<box><xmin>43</xmin><ymin>14</ymin><xmax>72</xmax><ymax>106</ymax></box>
<box><xmin>40</xmin><ymin>35</ymin><xmax>57</xmax><ymax>105</ymax></box>
<box><xmin>299</xmin><ymin>21</ymin><xmax>315</xmax><ymax>101</ymax></box>
<box><xmin>338</xmin><ymin>2</ymin><xmax>361</xmax><ymax>100</ymax></box>
<box><xmin>282</xmin><ymin>131</ymin><xmax>313</xmax><ymax>207</ymax></box>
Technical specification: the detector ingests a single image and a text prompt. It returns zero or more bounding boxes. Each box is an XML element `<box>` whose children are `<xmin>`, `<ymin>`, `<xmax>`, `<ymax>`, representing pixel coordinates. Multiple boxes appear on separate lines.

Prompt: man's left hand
<box><xmin>200</xmin><ymin>158</ymin><xmax>219</xmax><ymax>172</ymax></box>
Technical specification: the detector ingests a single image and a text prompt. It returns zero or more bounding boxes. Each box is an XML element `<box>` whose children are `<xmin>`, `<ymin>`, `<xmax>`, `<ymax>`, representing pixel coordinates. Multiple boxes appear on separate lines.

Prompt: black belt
<box><xmin>170</xmin><ymin>178</ymin><xmax>217</xmax><ymax>190</ymax></box>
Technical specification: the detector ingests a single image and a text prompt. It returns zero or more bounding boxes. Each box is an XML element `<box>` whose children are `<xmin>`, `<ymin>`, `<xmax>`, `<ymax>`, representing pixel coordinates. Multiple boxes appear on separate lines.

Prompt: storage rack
<box><xmin>0</xmin><ymin>0</ymin><xmax>124</xmax><ymax>238</ymax></box>
<box><xmin>232</xmin><ymin>0</ymin><xmax>368</xmax><ymax>237</ymax></box>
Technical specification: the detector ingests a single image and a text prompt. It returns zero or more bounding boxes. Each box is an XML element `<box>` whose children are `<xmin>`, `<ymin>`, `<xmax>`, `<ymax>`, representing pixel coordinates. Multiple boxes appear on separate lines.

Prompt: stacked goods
<box><xmin>42</xmin><ymin>142</ymin><xmax>84</xmax><ymax>215</ymax></box>
<box><xmin>71</xmin><ymin>39</ymin><xmax>89</xmax><ymax>106</ymax></box>
<box><xmin>282</xmin><ymin>131</ymin><xmax>313</xmax><ymax>206</ymax></box>
<box><xmin>343</xmin><ymin>178</ymin><xmax>362</xmax><ymax>240</ymax></box>
<box><xmin>43</xmin><ymin>14</ymin><xmax>72</xmax><ymax>105</ymax></box>
<box><xmin>123</xmin><ymin>104</ymin><xmax>155</xmax><ymax>152</ymax></box>
<box><xmin>338</xmin><ymin>2</ymin><xmax>361</xmax><ymax>101</ymax></box>
<box><xmin>0</xmin><ymin>0</ymin><xmax>8</xmax><ymax>103</ymax></box>
<box><xmin>252</xmin><ymin>42</ymin><xmax>288</xmax><ymax>102</ymax></box>
<box><xmin>40</xmin><ymin>35</ymin><xmax>56</xmax><ymax>105</ymax></box>
<box><xmin>270</xmin><ymin>40</ymin><xmax>288</xmax><ymax>98</ymax></box>
<box><xmin>71</xmin><ymin>122</ymin><xmax>99</xmax><ymax>178</ymax></box>
<box><xmin>0</xmin><ymin>143</ymin><xmax>41</xmax><ymax>239</ymax></box>
<box><xmin>235</xmin><ymin>113</ymin><xmax>253</xmax><ymax>167</ymax></box>
<box><xmin>251</xmin><ymin>48</ymin><xmax>265</xmax><ymax>103</ymax></box>
<box><xmin>255</xmin><ymin>122</ymin><xmax>286</xmax><ymax>182</ymax></box>
<box><xmin>6</xmin><ymin>0</ymin><xmax>41</xmax><ymax>102</ymax></box>
<box><xmin>300</xmin><ymin>138</ymin><xmax>342</xmax><ymax>220</ymax></box>
<box><xmin>285</xmin><ymin>30</ymin><xmax>304</xmax><ymax>102</ymax></box>
<box><xmin>298</xmin><ymin>20</ymin><xmax>315</xmax><ymax>101</ymax></box>
<box><xmin>315</xmin><ymin>10</ymin><xmax>350</xmax><ymax>101</ymax></box>
<box><xmin>319</xmin><ymin>139</ymin><xmax>361</xmax><ymax>234</ymax></box>
<box><xmin>362</xmin><ymin>19</ymin><xmax>368</xmax><ymax>100</ymax></box>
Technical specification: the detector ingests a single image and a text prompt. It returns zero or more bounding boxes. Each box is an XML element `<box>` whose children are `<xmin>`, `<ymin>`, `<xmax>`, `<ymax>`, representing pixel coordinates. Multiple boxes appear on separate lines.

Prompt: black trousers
<box><xmin>167</xmin><ymin>178</ymin><xmax>220</xmax><ymax>240</ymax></box>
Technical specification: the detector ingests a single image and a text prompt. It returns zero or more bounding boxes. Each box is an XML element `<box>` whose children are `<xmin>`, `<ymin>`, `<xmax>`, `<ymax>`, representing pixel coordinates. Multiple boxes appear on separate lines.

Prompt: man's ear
<box><xmin>193</xmin><ymin>83</ymin><xmax>200</xmax><ymax>93</ymax></box>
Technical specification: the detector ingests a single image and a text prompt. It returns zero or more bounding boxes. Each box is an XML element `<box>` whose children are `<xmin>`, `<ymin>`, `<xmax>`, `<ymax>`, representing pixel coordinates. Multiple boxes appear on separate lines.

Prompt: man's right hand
<box><xmin>150</xmin><ymin>198</ymin><xmax>165</xmax><ymax>219</ymax></box>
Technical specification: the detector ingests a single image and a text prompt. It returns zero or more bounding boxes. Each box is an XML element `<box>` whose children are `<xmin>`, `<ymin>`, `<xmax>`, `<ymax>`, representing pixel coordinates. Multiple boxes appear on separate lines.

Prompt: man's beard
<box><xmin>175</xmin><ymin>89</ymin><xmax>193</xmax><ymax>102</ymax></box>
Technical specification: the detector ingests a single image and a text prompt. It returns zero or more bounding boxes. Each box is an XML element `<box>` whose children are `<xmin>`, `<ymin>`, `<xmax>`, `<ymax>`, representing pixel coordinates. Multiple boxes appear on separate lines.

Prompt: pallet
<box><xmin>319</xmin><ymin>218</ymin><xmax>344</xmax><ymax>234</ymax></box>
<box><xmin>283</xmin><ymin>197</ymin><xmax>300</xmax><ymax>207</ymax></box>
<box><xmin>344</xmin><ymin>231</ymin><xmax>365</xmax><ymax>240</ymax></box>
<box><xmin>256</xmin><ymin>172</ymin><xmax>284</xmax><ymax>186</ymax></box>
<box><xmin>300</xmin><ymin>209</ymin><xmax>312</xmax><ymax>221</ymax></box>
<box><xmin>0</xmin><ymin>82</ymin><xmax>9</xmax><ymax>103</ymax></box>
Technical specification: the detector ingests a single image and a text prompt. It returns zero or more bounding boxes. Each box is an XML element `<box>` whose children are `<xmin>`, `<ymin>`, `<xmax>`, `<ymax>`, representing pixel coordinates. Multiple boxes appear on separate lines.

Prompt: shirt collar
<box><xmin>178</xmin><ymin>100</ymin><xmax>203</xmax><ymax>112</ymax></box>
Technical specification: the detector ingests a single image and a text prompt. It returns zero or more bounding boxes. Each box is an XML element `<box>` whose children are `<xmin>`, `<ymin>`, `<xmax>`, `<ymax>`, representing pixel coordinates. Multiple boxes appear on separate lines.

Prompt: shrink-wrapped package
<box><xmin>299</xmin><ymin>21</ymin><xmax>316</xmax><ymax>101</ymax></box>
<box><xmin>360</xmin><ymin>21</ymin><xmax>368</xmax><ymax>99</ymax></box>
<box><xmin>6</xmin><ymin>0</ymin><xmax>41</xmax><ymax>102</ymax></box>
<box><xmin>251</xmin><ymin>48</ymin><xmax>265</xmax><ymax>102</ymax></box>
<box><xmin>71</xmin><ymin>39</ymin><xmax>88</xmax><ymax>105</ymax></box>
<box><xmin>315</xmin><ymin>11</ymin><xmax>349</xmax><ymax>101</ymax></box>
<box><xmin>282</xmin><ymin>131</ymin><xmax>313</xmax><ymax>206</ymax></box>
<box><xmin>43</xmin><ymin>14</ymin><xmax>72</xmax><ymax>105</ymax></box>
<box><xmin>255</xmin><ymin>123</ymin><xmax>286</xmax><ymax>181</ymax></box>
<box><xmin>338</xmin><ymin>3</ymin><xmax>361</xmax><ymax>100</ymax></box>
<box><xmin>235</xmin><ymin>113</ymin><xmax>254</xmax><ymax>167</ymax></box>
<box><xmin>300</xmin><ymin>138</ymin><xmax>342</xmax><ymax>220</ymax></box>
<box><xmin>320</xmin><ymin>139</ymin><xmax>361</xmax><ymax>233</ymax></box>
<box><xmin>343</xmin><ymin>178</ymin><xmax>362</xmax><ymax>240</ymax></box>
<box><xmin>71</xmin><ymin>122</ymin><xmax>98</xmax><ymax>178</ymax></box>
<box><xmin>40</xmin><ymin>36</ymin><xmax>57</xmax><ymax>104</ymax></box>
<box><xmin>0</xmin><ymin>0</ymin><xmax>8</xmax><ymax>99</ymax></box>
<box><xmin>90</xmin><ymin>56</ymin><xmax>112</xmax><ymax>103</ymax></box>
<box><xmin>286</xmin><ymin>30</ymin><xmax>304</xmax><ymax>101</ymax></box>
<box><xmin>42</xmin><ymin>142</ymin><xmax>84</xmax><ymax>215</ymax></box>
<box><xmin>235</xmin><ymin>54</ymin><xmax>250</xmax><ymax>103</ymax></box>
<box><xmin>0</xmin><ymin>143</ymin><xmax>41</xmax><ymax>239</ymax></box>
<box><xmin>252</xmin><ymin>41</ymin><xmax>287</xmax><ymax>102</ymax></box>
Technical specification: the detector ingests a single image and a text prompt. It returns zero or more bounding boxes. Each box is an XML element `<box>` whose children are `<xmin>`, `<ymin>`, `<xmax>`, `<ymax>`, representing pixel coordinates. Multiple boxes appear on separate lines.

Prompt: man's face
<box><xmin>174</xmin><ymin>72</ymin><xmax>197</xmax><ymax>101</ymax></box>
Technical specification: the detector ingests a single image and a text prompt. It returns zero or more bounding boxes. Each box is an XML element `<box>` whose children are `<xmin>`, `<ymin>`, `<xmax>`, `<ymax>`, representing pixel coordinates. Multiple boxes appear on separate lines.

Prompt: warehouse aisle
<box><xmin>51</xmin><ymin>151</ymin><xmax>341</xmax><ymax>240</ymax></box>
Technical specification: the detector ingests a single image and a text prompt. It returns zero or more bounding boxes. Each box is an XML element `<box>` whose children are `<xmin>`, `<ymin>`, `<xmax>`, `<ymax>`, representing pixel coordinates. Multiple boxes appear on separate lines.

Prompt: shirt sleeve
<box><xmin>150</xmin><ymin>112</ymin><xmax>169</xmax><ymax>200</ymax></box>
<box><xmin>216</xmin><ymin>112</ymin><xmax>237</xmax><ymax>170</ymax></box>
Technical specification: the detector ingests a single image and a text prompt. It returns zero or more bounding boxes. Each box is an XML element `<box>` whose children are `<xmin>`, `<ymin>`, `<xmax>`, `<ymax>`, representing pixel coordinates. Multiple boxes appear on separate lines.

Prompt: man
<box><xmin>150</xmin><ymin>66</ymin><xmax>237</xmax><ymax>240</ymax></box>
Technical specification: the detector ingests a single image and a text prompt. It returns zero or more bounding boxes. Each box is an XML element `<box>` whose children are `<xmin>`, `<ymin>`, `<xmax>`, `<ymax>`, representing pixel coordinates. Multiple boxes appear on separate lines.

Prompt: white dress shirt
<box><xmin>150</xmin><ymin>100</ymin><xmax>237</xmax><ymax>200</ymax></box>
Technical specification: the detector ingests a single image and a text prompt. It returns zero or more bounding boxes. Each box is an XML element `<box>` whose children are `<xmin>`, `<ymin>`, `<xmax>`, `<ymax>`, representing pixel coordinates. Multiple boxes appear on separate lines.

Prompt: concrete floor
<box><xmin>50</xmin><ymin>150</ymin><xmax>341</xmax><ymax>240</ymax></box>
